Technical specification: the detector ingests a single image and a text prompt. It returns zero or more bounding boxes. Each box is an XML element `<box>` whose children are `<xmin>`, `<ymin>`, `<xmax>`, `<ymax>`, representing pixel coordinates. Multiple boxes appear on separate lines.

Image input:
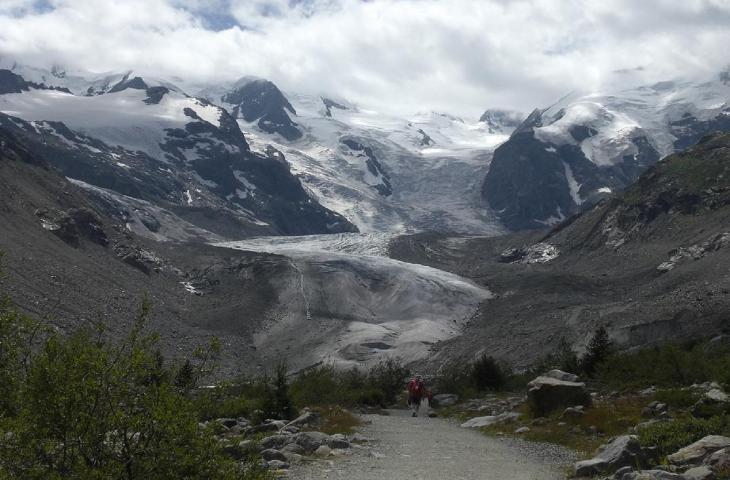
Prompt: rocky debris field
<box><xmin>432</xmin><ymin>369</ymin><xmax>730</xmax><ymax>480</ymax></box>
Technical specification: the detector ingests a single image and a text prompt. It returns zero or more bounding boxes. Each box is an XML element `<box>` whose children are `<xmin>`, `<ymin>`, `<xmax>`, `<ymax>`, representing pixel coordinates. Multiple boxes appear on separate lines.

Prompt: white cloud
<box><xmin>0</xmin><ymin>0</ymin><xmax>729</xmax><ymax>117</ymax></box>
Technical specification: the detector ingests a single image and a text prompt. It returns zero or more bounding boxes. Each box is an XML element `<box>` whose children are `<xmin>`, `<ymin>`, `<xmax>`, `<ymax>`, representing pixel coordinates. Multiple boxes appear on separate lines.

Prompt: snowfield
<box><xmin>0</xmin><ymin>88</ymin><xmax>226</xmax><ymax>160</ymax></box>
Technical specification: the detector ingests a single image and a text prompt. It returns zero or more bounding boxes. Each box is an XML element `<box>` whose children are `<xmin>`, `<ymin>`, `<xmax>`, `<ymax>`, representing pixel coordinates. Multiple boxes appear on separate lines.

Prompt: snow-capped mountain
<box><xmin>484</xmin><ymin>72</ymin><xmax>730</xmax><ymax>230</ymax></box>
<box><xmin>201</xmin><ymin>79</ymin><xmax>514</xmax><ymax>234</ymax></box>
<box><xmin>0</xmin><ymin>66</ymin><xmax>355</xmax><ymax>239</ymax></box>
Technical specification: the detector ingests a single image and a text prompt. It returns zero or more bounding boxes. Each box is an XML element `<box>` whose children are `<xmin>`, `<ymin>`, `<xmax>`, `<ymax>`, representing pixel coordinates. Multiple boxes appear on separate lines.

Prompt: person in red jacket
<box><xmin>406</xmin><ymin>375</ymin><xmax>431</xmax><ymax>417</ymax></box>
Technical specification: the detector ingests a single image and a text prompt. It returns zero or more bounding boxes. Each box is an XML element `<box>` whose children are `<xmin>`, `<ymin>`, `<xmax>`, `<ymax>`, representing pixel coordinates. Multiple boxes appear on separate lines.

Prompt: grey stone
<box><xmin>562</xmin><ymin>406</ymin><xmax>585</xmax><ymax>419</ymax></box>
<box><xmin>261</xmin><ymin>449</ymin><xmax>287</xmax><ymax>462</ymax></box>
<box><xmin>514</xmin><ymin>427</ymin><xmax>530</xmax><ymax>434</ymax></box>
<box><xmin>545</xmin><ymin>369</ymin><xmax>580</xmax><ymax>382</ymax></box>
<box><xmin>528</xmin><ymin>375</ymin><xmax>591</xmax><ymax>416</ymax></box>
<box><xmin>668</xmin><ymin>435</ymin><xmax>730</xmax><ymax>466</ymax></box>
<box><xmin>293</xmin><ymin>431</ymin><xmax>331</xmax><ymax>454</ymax></box>
<box><xmin>575</xmin><ymin>435</ymin><xmax>647</xmax><ymax>476</ymax></box>
<box><xmin>704</xmin><ymin>447</ymin><xmax>730</xmax><ymax>468</ymax></box>
<box><xmin>314</xmin><ymin>445</ymin><xmax>332</xmax><ymax>456</ymax></box>
<box><xmin>617</xmin><ymin>470</ymin><xmax>684</xmax><ymax>480</ymax></box>
<box><xmin>281</xmin><ymin>443</ymin><xmax>305</xmax><ymax>455</ymax></box>
<box><xmin>260</xmin><ymin>434</ymin><xmax>292</xmax><ymax>450</ymax></box>
<box><xmin>460</xmin><ymin>412</ymin><xmax>521</xmax><ymax>428</ymax></box>
<box><xmin>217</xmin><ymin>418</ymin><xmax>239</xmax><ymax>428</ymax></box>
<box><xmin>285</xmin><ymin>411</ymin><xmax>320</xmax><ymax>429</ymax></box>
<box><xmin>266</xmin><ymin>459</ymin><xmax>289</xmax><ymax>470</ymax></box>
<box><xmin>682</xmin><ymin>466</ymin><xmax>714</xmax><ymax>480</ymax></box>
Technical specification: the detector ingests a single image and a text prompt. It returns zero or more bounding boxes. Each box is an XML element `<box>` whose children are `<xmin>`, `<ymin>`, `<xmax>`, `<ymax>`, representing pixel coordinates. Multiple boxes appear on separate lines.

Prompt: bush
<box><xmin>0</xmin><ymin>296</ymin><xmax>265</xmax><ymax>479</ymax></box>
<box><xmin>435</xmin><ymin>355</ymin><xmax>511</xmax><ymax>396</ymax></box>
<box><xmin>288</xmin><ymin>359</ymin><xmax>410</xmax><ymax>408</ymax></box>
<box><xmin>368</xmin><ymin>358</ymin><xmax>411</xmax><ymax>404</ymax></box>
<box><xmin>637</xmin><ymin>415</ymin><xmax>730</xmax><ymax>457</ymax></box>
<box><xmin>472</xmin><ymin>355</ymin><xmax>507</xmax><ymax>391</ymax></box>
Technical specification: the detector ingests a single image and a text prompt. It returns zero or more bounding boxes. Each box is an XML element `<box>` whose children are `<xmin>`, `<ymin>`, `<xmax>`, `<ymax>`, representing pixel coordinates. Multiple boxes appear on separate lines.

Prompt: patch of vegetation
<box><xmin>288</xmin><ymin>359</ymin><xmax>410</xmax><ymax>409</ymax></box>
<box><xmin>484</xmin><ymin>396</ymin><xmax>647</xmax><ymax>455</ymax></box>
<box><xmin>637</xmin><ymin>415</ymin><xmax>730</xmax><ymax>458</ymax></box>
<box><xmin>312</xmin><ymin>406</ymin><xmax>364</xmax><ymax>435</ymax></box>
<box><xmin>0</xmin><ymin>296</ymin><xmax>269</xmax><ymax>479</ymax></box>
<box><xmin>436</xmin><ymin>355</ymin><xmax>510</xmax><ymax>398</ymax></box>
<box><xmin>654</xmin><ymin>388</ymin><xmax>701</xmax><ymax>409</ymax></box>
<box><xmin>596</xmin><ymin>342</ymin><xmax>730</xmax><ymax>390</ymax></box>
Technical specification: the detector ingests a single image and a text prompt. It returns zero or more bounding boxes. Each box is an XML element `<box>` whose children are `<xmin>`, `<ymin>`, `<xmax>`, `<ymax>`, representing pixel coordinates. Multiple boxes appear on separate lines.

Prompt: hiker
<box><xmin>406</xmin><ymin>375</ymin><xmax>431</xmax><ymax>417</ymax></box>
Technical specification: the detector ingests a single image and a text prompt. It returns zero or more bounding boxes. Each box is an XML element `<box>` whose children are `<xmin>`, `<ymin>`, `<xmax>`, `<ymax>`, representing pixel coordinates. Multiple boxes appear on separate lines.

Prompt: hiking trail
<box><xmin>288</xmin><ymin>409</ymin><xmax>576</xmax><ymax>480</ymax></box>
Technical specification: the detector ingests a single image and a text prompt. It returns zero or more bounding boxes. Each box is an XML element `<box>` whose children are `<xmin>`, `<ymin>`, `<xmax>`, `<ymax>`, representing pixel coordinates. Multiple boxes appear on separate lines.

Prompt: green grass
<box><xmin>637</xmin><ymin>414</ymin><xmax>730</xmax><ymax>458</ymax></box>
<box><xmin>500</xmin><ymin>396</ymin><xmax>644</xmax><ymax>455</ymax></box>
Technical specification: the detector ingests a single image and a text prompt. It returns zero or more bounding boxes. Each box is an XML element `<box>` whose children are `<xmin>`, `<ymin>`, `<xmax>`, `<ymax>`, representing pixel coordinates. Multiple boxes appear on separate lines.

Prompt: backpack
<box><xmin>408</xmin><ymin>379</ymin><xmax>423</xmax><ymax>397</ymax></box>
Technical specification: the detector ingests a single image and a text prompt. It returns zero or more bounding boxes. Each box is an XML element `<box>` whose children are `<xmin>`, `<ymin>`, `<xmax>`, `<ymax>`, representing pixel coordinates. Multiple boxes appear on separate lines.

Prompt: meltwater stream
<box><xmin>215</xmin><ymin>233</ymin><xmax>492</xmax><ymax>369</ymax></box>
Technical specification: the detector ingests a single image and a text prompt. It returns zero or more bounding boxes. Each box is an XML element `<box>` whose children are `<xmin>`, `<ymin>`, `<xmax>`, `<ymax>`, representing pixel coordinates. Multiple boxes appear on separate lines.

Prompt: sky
<box><xmin>0</xmin><ymin>0</ymin><xmax>729</xmax><ymax>117</ymax></box>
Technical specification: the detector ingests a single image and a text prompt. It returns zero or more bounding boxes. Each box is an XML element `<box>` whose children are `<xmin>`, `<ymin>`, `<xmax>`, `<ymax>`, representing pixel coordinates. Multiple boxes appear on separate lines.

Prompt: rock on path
<box><xmin>288</xmin><ymin>409</ymin><xmax>575</xmax><ymax>480</ymax></box>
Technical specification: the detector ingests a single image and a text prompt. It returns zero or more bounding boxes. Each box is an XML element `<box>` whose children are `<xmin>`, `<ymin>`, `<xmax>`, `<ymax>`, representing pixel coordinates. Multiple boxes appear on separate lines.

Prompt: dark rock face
<box><xmin>417</xmin><ymin>128</ymin><xmax>434</xmax><ymax>146</ymax></box>
<box><xmin>483</xmin><ymin>113</ymin><xmax>660</xmax><ymax>231</ymax></box>
<box><xmin>0</xmin><ymin>69</ymin><xmax>71</xmax><ymax>95</ymax></box>
<box><xmin>0</xmin><ymin>110</ymin><xmax>356</xmax><ymax>237</ymax></box>
<box><xmin>35</xmin><ymin>208</ymin><xmax>108</xmax><ymax>248</ymax></box>
<box><xmin>223</xmin><ymin>79</ymin><xmax>303</xmax><ymax>141</ymax></box>
<box><xmin>108</xmin><ymin>74</ymin><xmax>149</xmax><ymax>93</ymax></box>
<box><xmin>341</xmin><ymin>138</ymin><xmax>392</xmax><ymax>196</ymax></box>
<box><xmin>671</xmin><ymin>109</ymin><xmax>730</xmax><ymax>151</ymax></box>
<box><xmin>321</xmin><ymin>97</ymin><xmax>348</xmax><ymax>117</ymax></box>
<box><xmin>144</xmin><ymin>86</ymin><xmax>170</xmax><ymax>105</ymax></box>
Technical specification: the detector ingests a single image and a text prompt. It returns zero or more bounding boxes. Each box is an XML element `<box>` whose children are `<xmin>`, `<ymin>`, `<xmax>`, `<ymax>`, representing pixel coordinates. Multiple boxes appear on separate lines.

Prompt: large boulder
<box><xmin>574</xmin><ymin>435</ymin><xmax>647</xmax><ymax>476</ymax></box>
<box><xmin>292</xmin><ymin>431</ymin><xmax>331</xmax><ymax>454</ymax></box>
<box><xmin>460</xmin><ymin>412</ymin><xmax>520</xmax><ymax>428</ymax></box>
<box><xmin>285</xmin><ymin>411</ymin><xmax>320</xmax><ymax>429</ymax></box>
<box><xmin>682</xmin><ymin>466</ymin><xmax>714</xmax><ymax>480</ymax></box>
<box><xmin>260</xmin><ymin>449</ymin><xmax>287</xmax><ymax>462</ymax></box>
<box><xmin>667</xmin><ymin>435</ymin><xmax>730</xmax><ymax>466</ymax></box>
<box><xmin>545</xmin><ymin>369</ymin><xmax>580</xmax><ymax>382</ymax></box>
<box><xmin>528</xmin><ymin>374</ymin><xmax>591</xmax><ymax>417</ymax></box>
<box><xmin>260</xmin><ymin>434</ymin><xmax>292</xmax><ymax>451</ymax></box>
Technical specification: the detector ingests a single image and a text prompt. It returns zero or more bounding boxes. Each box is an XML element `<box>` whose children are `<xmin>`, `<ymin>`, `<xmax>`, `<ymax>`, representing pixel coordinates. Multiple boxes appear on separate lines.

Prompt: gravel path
<box><xmin>288</xmin><ymin>409</ymin><xmax>576</xmax><ymax>480</ymax></box>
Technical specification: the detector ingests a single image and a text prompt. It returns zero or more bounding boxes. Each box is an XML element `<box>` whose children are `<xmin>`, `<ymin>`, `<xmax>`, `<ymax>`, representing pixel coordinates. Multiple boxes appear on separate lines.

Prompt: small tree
<box><xmin>582</xmin><ymin>326</ymin><xmax>613</xmax><ymax>376</ymax></box>
<box><xmin>471</xmin><ymin>354</ymin><xmax>507</xmax><ymax>391</ymax></box>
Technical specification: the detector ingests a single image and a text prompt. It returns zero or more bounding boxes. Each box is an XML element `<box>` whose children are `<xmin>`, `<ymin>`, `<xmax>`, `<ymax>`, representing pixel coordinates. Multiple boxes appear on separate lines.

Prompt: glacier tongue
<box><xmin>216</xmin><ymin>234</ymin><xmax>493</xmax><ymax>369</ymax></box>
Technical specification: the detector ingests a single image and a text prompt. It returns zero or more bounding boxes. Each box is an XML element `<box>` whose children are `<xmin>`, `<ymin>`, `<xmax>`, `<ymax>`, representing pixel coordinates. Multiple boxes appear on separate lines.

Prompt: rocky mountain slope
<box><xmin>392</xmin><ymin>132</ymin><xmax>730</xmax><ymax>370</ymax></box>
<box><xmin>0</xmin><ymin>122</ymin><xmax>494</xmax><ymax>374</ymax></box>
<box><xmin>0</xmin><ymin>68</ymin><xmax>355</xmax><ymax>239</ymax></box>
<box><xmin>484</xmin><ymin>72</ymin><xmax>730</xmax><ymax>230</ymax></box>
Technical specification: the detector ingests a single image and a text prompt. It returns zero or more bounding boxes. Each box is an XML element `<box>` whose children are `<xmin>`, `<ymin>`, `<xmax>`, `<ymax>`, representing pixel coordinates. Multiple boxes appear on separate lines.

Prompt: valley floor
<box><xmin>288</xmin><ymin>409</ymin><xmax>575</xmax><ymax>480</ymax></box>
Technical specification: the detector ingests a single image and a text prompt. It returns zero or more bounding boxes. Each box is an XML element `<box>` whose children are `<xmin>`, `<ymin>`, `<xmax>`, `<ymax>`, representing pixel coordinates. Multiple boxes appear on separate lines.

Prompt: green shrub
<box><xmin>0</xmin><ymin>296</ymin><xmax>266</xmax><ymax>479</ymax></box>
<box><xmin>472</xmin><ymin>355</ymin><xmax>507</xmax><ymax>391</ymax></box>
<box><xmin>368</xmin><ymin>358</ymin><xmax>411</xmax><ymax>404</ymax></box>
<box><xmin>435</xmin><ymin>360</ymin><xmax>476</xmax><ymax>398</ymax></box>
<box><xmin>435</xmin><ymin>355</ymin><xmax>511</xmax><ymax>396</ymax></box>
<box><xmin>654</xmin><ymin>388</ymin><xmax>701</xmax><ymax>409</ymax></box>
<box><xmin>288</xmin><ymin>359</ymin><xmax>409</xmax><ymax>408</ymax></box>
<box><xmin>637</xmin><ymin>415</ymin><xmax>730</xmax><ymax>457</ymax></box>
